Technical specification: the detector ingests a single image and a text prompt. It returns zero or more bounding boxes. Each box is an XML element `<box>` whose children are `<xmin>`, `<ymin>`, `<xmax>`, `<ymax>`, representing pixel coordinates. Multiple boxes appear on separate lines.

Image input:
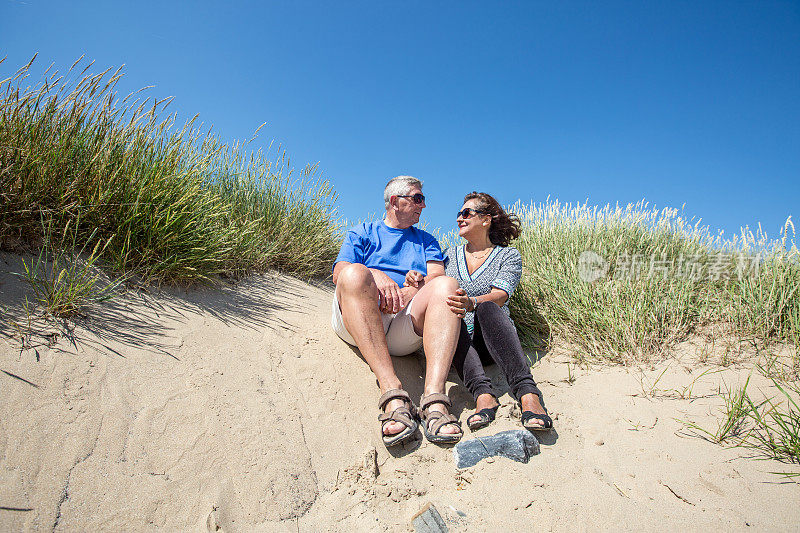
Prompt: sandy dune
<box><xmin>1</xmin><ymin>253</ymin><xmax>798</xmax><ymax>532</ymax></box>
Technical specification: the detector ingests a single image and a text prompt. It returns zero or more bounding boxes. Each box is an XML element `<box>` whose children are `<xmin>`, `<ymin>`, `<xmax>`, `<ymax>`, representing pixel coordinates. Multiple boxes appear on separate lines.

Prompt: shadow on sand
<box><xmin>1</xmin><ymin>253</ymin><xmax>330</xmax><ymax>361</ymax></box>
<box><xmin>79</xmin><ymin>274</ymin><xmax>331</xmax><ymax>358</ymax></box>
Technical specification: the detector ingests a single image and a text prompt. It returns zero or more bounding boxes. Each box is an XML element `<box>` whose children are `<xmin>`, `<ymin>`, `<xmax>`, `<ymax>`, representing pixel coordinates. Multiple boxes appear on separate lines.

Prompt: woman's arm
<box><xmin>446</xmin><ymin>287</ymin><xmax>508</xmax><ymax>317</ymax></box>
<box><xmin>490</xmin><ymin>247</ymin><xmax>522</xmax><ymax>300</ymax></box>
<box><xmin>468</xmin><ymin>287</ymin><xmax>509</xmax><ymax>308</ymax></box>
<box><xmin>445</xmin><ymin>247</ymin><xmax>521</xmax><ymax>317</ymax></box>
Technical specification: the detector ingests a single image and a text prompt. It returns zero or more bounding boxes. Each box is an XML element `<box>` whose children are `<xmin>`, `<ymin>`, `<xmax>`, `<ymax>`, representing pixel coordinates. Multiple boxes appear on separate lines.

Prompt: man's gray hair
<box><xmin>384</xmin><ymin>175</ymin><xmax>423</xmax><ymax>210</ymax></box>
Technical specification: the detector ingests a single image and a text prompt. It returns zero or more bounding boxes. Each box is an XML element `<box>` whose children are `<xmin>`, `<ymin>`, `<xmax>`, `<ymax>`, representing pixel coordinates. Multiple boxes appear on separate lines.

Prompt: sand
<box><xmin>1</xmin><ymin>252</ymin><xmax>799</xmax><ymax>532</ymax></box>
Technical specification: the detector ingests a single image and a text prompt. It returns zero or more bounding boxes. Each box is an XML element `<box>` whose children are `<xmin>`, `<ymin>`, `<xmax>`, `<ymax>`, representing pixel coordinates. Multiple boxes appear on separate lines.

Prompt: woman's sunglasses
<box><xmin>456</xmin><ymin>208</ymin><xmax>488</xmax><ymax>219</ymax></box>
<box><xmin>395</xmin><ymin>193</ymin><xmax>426</xmax><ymax>204</ymax></box>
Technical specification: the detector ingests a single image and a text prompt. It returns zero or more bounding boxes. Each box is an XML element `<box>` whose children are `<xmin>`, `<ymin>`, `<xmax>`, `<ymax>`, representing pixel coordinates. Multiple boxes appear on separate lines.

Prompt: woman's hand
<box><xmin>446</xmin><ymin>288</ymin><xmax>475</xmax><ymax>318</ymax></box>
<box><xmin>404</xmin><ymin>270</ymin><xmax>424</xmax><ymax>288</ymax></box>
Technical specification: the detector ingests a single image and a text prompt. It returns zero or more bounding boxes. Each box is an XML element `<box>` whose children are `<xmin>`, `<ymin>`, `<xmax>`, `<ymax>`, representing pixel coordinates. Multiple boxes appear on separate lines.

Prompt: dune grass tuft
<box><xmin>507</xmin><ymin>199</ymin><xmax>800</xmax><ymax>362</ymax></box>
<box><xmin>19</xmin><ymin>216</ymin><xmax>123</xmax><ymax>318</ymax></box>
<box><xmin>1</xmin><ymin>55</ymin><xmax>341</xmax><ymax>284</ymax></box>
<box><xmin>682</xmin><ymin>366</ymin><xmax>800</xmax><ymax>470</ymax></box>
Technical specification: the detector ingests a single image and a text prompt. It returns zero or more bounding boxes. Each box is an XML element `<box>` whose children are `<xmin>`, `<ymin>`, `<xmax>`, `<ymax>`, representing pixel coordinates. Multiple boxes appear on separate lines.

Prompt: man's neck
<box><xmin>383</xmin><ymin>212</ymin><xmax>412</xmax><ymax>229</ymax></box>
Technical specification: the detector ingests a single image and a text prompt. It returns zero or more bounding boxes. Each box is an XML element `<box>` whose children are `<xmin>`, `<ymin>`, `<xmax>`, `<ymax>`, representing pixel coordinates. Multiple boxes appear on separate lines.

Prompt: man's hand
<box><xmin>371</xmin><ymin>269</ymin><xmax>403</xmax><ymax>314</ymax></box>
<box><xmin>404</xmin><ymin>270</ymin><xmax>425</xmax><ymax>288</ymax></box>
<box><xmin>399</xmin><ymin>285</ymin><xmax>419</xmax><ymax>307</ymax></box>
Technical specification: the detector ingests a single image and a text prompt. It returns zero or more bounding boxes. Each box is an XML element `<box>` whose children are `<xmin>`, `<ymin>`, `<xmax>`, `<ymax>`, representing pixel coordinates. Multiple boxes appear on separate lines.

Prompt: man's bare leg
<box><xmin>336</xmin><ymin>263</ymin><xmax>405</xmax><ymax>436</ymax></box>
<box><xmin>409</xmin><ymin>275</ymin><xmax>463</xmax><ymax>436</ymax></box>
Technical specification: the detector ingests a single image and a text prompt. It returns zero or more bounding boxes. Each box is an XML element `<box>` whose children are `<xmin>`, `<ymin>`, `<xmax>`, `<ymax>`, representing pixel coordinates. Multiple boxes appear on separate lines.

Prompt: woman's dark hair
<box><xmin>464</xmin><ymin>191</ymin><xmax>522</xmax><ymax>247</ymax></box>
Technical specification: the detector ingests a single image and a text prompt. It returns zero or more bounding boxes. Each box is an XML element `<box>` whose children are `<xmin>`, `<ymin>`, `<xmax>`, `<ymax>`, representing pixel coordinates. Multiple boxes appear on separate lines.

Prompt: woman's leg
<box><xmin>451</xmin><ymin>321</ymin><xmax>494</xmax><ymax>400</ymax></box>
<box><xmin>452</xmin><ymin>320</ymin><xmax>499</xmax><ymax>427</ymax></box>
<box><xmin>472</xmin><ymin>302</ymin><xmax>545</xmax><ymax>408</ymax></box>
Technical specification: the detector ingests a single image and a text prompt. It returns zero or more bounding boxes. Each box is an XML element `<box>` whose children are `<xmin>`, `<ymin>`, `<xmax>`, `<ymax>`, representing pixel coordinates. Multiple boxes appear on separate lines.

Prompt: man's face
<box><xmin>393</xmin><ymin>185</ymin><xmax>425</xmax><ymax>227</ymax></box>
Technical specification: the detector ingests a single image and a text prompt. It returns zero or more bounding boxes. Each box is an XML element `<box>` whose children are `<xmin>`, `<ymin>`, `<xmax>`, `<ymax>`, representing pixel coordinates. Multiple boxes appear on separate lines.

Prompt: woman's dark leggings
<box><xmin>452</xmin><ymin>301</ymin><xmax>544</xmax><ymax>404</ymax></box>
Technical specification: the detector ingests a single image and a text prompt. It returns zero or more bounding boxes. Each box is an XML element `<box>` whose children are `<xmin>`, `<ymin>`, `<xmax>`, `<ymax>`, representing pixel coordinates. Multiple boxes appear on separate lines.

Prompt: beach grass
<box><xmin>1</xmin><ymin>55</ymin><xmax>341</xmax><ymax>285</ymax></box>
<box><xmin>19</xmin><ymin>215</ymin><xmax>123</xmax><ymax>318</ymax></box>
<box><xmin>682</xmin><ymin>365</ymin><xmax>800</xmax><ymax>468</ymax></box>
<box><xmin>506</xmin><ymin>199</ymin><xmax>799</xmax><ymax>363</ymax></box>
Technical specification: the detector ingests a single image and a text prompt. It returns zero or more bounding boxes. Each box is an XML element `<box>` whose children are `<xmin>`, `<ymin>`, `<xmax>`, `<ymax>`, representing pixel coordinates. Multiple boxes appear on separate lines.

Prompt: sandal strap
<box><xmin>521</xmin><ymin>411</ymin><xmax>553</xmax><ymax>428</ymax></box>
<box><xmin>378</xmin><ymin>388</ymin><xmax>412</xmax><ymax>410</ymax></box>
<box><xmin>424</xmin><ymin>410</ymin><xmax>461</xmax><ymax>435</ymax></box>
<box><xmin>470</xmin><ymin>406</ymin><xmax>498</xmax><ymax>423</ymax></box>
<box><xmin>378</xmin><ymin>406</ymin><xmax>417</xmax><ymax>430</ymax></box>
<box><xmin>419</xmin><ymin>392</ymin><xmax>451</xmax><ymax>412</ymax></box>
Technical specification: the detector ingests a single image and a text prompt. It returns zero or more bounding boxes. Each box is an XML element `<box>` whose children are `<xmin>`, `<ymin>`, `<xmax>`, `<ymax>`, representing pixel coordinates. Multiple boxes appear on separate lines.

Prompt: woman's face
<box><xmin>457</xmin><ymin>199</ymin><xmax>490</xmax><ymax>240</ymax></box>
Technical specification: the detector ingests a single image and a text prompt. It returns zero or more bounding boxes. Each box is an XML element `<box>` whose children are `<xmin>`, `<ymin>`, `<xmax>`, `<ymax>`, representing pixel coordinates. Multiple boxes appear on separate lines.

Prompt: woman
<box><xmin>406</xmin><ymin>192</ymin><xmax>552</xmax><ymax>431</ymax></box>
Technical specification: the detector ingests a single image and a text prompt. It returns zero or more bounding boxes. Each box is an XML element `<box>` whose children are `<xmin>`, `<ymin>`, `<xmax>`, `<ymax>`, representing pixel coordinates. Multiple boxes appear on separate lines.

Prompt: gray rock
<box><xmin>452</xmin><ymin>429</ymin><xmax>540</xmax><ymax>469</ymax></box>
<box><xmin>412</xmin><ymin>503</ymin><xmax>448</xmax><ymax>533</ymax></box>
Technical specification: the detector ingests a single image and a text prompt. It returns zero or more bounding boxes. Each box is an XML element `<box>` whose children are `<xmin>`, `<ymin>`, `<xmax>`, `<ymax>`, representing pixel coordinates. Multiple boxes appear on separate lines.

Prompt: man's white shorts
<box><xmin>331</xmin><ymin>290</ymin><xmax>423</xmax><ymax>356</ymax></box>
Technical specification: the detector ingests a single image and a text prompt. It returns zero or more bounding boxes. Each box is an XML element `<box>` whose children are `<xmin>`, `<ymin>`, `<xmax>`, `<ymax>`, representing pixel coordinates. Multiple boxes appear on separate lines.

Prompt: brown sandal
<box><xmin>419</xmin><ymin>393</ymin><xmax>463</xmax><ymax>444</ymax></box>
<box><xmin>378</xmin><ymin>389</ymin><xmax>419</xmax><ymax>447</ymax></box>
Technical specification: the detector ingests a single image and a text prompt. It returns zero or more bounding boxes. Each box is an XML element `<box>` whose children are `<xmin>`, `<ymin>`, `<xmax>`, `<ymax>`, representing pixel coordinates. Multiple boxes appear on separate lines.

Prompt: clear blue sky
<box><xmin>3</xmin><ymin>1</ymin><xmax>799</xmax><ymax>241</ymax></box>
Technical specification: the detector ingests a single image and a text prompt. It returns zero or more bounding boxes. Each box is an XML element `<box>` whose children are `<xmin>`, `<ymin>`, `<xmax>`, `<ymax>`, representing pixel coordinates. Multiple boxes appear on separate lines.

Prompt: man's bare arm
<box><xmin>404</xmin><ymin>261</ymin><xmax>446</xmax><ymax>289</ymax></box>
<box><xmin>424</xmin><ymin>261</ymin><xmax>445</xmax><ymax>282</ymax></box>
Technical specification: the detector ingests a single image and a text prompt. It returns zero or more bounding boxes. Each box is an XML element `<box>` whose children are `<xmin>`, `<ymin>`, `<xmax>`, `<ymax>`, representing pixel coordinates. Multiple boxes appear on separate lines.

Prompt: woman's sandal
<box><xmin>378</xmin><ymin>389</ymin><xmax>419</xmax><ymax>447</ymax></box>
<box><xmin>467</xmin><ymin>404</ymin><xmax>499</xmax><ymax>431</ymax></box>
<box><xmin>521</xmin><ymin>409</ymin><xmax>553</xmax><ymax>431</ymax></box>
<box><xmin>419</xmin><ymin>393</ymin><xmax>463</xmax><ymax>444</ymax></box>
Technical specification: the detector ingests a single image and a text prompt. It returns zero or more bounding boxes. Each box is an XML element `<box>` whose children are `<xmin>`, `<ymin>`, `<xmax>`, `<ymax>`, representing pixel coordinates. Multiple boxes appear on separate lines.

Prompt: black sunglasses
<box><xmin>395</xmin><ymin>193</ymin><xmax>426</xmax><ymax>204</ymax></box>
<box><xmin>456</xmin><ymin>207</ymin><xmax>488</xmax><ymax>219</ymax></box>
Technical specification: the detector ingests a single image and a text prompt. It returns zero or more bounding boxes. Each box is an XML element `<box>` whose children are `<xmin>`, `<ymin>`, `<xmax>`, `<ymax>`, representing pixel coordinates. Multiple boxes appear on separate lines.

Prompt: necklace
<box><xmin>465</xmin><ymin>245</ymin><xmax>494</xmax><ymax>260</ymax></box>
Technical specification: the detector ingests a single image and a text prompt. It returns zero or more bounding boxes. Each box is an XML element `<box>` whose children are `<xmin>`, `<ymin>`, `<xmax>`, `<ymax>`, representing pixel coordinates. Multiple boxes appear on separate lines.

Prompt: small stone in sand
<box><xmin>412</xmin><ymin>502</ymin><xmax>448</xmax><ymax>533</ymax></box>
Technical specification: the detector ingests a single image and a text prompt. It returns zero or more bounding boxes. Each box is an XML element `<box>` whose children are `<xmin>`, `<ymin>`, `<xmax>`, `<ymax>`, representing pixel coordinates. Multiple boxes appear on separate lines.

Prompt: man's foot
<box><xmin>378</xmin><ymin>389</ymin><xmax>419</xmax><ymax>447</ymax></box>
<box><xmin>377</xmin><ymin>382</ymin><xmax>409</xmax><ymax>437</ymax></box>
<box><xmin>467</xmin><ymin>393</ymin><xmax>500</xmax><ymax>430</ymax></box>
<box><xmin>382</xmin><ymin>398</ymin><xmax>407</xmax><ymax>436</ymax></box>
<box><xmin>420</xmin><ymin>392</ymin><xmax>462</xmax><ymax>444</ymax></box>
<box><xmin>520</xmin><ymin>392</ymin><xmax>552</xmax><ymax>430</ymax></box>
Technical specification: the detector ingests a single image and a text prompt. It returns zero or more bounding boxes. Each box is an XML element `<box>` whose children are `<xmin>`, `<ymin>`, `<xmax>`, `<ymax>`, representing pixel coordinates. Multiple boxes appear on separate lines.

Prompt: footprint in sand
<box><xmin>206</xmin><ymin>507</ymin><xmax>224</xmax><ymax>533</ymax></box>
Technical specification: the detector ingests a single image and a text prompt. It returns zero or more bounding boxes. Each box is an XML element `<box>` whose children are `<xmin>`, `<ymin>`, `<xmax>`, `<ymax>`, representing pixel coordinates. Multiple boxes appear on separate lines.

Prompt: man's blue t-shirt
<box><xmin>334</xmin><ymin>220</ymin><xmax>445</xmax><ymax>286</ymax></box>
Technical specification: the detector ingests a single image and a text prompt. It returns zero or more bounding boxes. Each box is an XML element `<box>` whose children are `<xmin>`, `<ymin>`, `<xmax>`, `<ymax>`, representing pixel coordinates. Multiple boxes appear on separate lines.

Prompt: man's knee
<box><xmin>337</xmin><ymin>263</ymin><xmax>375</xmax><ymax>292</ymax></box>
<box><xmin>427</xmin><ymin>275</ymin><xmax>459</xmax><ymax>295</ymax></box>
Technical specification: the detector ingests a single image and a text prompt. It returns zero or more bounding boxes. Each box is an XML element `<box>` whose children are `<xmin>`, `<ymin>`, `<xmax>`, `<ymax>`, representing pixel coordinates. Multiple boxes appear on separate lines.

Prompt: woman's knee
<box><xmin>475</xmin><ymin>300</ymin><xmax>502</xmax><ymax>320</ymax></box>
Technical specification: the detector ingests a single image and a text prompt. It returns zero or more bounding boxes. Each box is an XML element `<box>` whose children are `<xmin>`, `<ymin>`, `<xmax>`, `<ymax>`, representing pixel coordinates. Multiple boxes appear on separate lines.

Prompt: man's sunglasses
<box><xmin>456</xmin><ymin>208</ymin><xmax>488</xmax><ymax>219</ymax></box>
<box><xmin>395</xmin><ymin>193</ymin><xmax>426</xmax><ymax>204</ymax></box>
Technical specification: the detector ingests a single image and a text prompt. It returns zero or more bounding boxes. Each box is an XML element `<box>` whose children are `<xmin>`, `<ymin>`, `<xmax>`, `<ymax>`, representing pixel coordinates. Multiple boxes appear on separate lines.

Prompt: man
<box><xmin>331</xmin><ymin>176</ymin><xmax>463</xmax><ymax>447</ymax></box>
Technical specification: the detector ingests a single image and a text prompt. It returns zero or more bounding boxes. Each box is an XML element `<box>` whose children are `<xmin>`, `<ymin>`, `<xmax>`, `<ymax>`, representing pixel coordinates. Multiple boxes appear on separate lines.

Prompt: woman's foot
<box><xmin>520</xmin><ymin>393</ymin><xmax>552</xmax><ymax>430</ymax></box>
<box><xmin>467</xmin><ymin>393</ymin><xmax>500</xmax><ymax>429</ymax></box>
